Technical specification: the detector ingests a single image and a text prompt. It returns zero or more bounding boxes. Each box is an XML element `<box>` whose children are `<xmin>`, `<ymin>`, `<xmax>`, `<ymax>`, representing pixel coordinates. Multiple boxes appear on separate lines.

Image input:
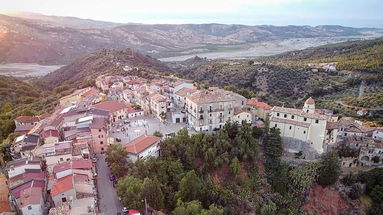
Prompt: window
<box><xmin>99</xmin><ymin>129</ymin><xmax>101</xmax><ymax>132</ymax></box>
<box><xmin>274</xmin><ymin>124</ymin><xmax>277</xmax><ymax>128</ymax></box>
<box><xmin>289</xmin><ymin>126</ymin><xmax>292</xmax><ymax>130</ymax></box>
<box><xmin>28</xmin><ymin>206</ymin><xmax>32</xmax><ymax>210</ymax></box>
<box><xmin>100</xmin><ymin>141</ymin><xmax>103</xmax><ymax>145</ymax></box>
<box><xmin>60</xmin><ymin>158</ymin><xmax>64</xmax><ymax>161</ymax></box>
<box><xmin>304</xmin><ymin>118</ymin><xmax>307</xmax><ymax>121</ymax></box>
<box><xmin>303</xmin><ymin>131</ymin><xmax>306</xmax><ymax>134</ymax></box>
<box><xmin>291</xmin><ymin>115</ymin><xmax>295</xmax><ymax>119</ymax></box>
<box><xmin>315</xmin><ymin>120</ymin><xmax>319</xmax><ymax>124</ymax></box>
<box><xmin>284</xmin><ymin>114</ymin><xmax>287</xmax><ymax>118</ymax></box>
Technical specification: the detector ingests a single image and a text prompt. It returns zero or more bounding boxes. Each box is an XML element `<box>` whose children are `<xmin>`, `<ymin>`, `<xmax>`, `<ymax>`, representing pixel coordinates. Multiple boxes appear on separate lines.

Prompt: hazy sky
<box><xmin>1</xmin><ymin>0</ymin><xmax>383</xmax><ymax>27</ymax></box>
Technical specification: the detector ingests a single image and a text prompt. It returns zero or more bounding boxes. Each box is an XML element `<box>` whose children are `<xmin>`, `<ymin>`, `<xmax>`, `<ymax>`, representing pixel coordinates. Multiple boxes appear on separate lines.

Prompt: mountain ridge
<box><xmin>0</xmin><ymin>13</ymin><xmax>381</xmax><ymax>65</ymax></box>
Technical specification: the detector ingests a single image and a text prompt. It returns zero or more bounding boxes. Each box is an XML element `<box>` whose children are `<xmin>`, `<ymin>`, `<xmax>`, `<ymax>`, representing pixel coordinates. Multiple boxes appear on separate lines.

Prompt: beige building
<box><xmin>185</xmin><ymin>88</ymin><xmax>247</xmax><ymax>132</ymax></box>
<box><xmin>269</xmin><ymin>97</ymin><xmax>330</xmax><ymax>154</ymax></box>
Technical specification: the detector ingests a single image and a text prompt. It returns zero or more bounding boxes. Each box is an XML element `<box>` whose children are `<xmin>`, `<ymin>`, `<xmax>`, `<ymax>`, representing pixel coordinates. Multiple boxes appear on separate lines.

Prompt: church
<box><xmin>269</xmin><ymin>97</ymin><xmax>331</xmax><ymax>154</ymax></box>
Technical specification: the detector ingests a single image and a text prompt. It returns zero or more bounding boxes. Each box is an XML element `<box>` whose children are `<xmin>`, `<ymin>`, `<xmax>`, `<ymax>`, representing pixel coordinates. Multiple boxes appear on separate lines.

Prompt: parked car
<box><xmin>116</xmin><ymin>138</ymin><xmax>121</xmax><ymax>142</ymax></box>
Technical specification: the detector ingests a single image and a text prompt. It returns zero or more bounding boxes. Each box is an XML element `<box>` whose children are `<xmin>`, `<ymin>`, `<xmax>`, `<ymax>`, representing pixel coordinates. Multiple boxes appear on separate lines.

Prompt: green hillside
<box><xmin>265</xmin><ymin>38</ymin><xmax>383</xmax><ymax>72</ymax></box>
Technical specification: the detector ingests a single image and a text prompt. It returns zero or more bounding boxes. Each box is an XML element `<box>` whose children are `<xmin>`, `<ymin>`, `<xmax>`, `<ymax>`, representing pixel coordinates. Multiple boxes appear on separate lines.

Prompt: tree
<box><xmin>372</xmin><ymin>156</ymin><xmax>380</xmax><ymax>163</ymax></box>
<box><xmin>264</xmin><ymin>128</ymin><xmax>283</xmax><ymax>159</ymax></box>
<box><xmin>176</xmin><ymin>170</ymin><xmax>202</xmax><ymax>202</ymax></box>
<box><xmin>142</xmin><ymin>177</ymin><xmax>165</xmax><ymax>210</ymax></box>
<box><xmin>230</xmin><ymin>157</ymin><xmax>241</xmax><ymax>176</ymax></box>
<box><xmin>317</xmin><ymin>152</ymin><xmax>341</xmax><ymax>187</ymax></box>
<box><xmin>0</xmin><ymin>102</ymin><xmax>12</xmax><ymax>114</ymax></box>
<box><xmin>348</xmin><ymin>183</ymin><xmax>362</xmax><ymax>200</ymax></box>
<box><xmin>106</xmin><ymin>144</ymin><xmax>129</xmax><ymax>178</ymax></box>
<box><xmin>153</xmin><ymin>131</ymin><xmax>163</xmax><ymax>138</ymax></box>
<box><xmin>173</xmin><ymin>200</ymin><xmax>203</xmax><ymax>215</ymax></box>
<box><xmin>116</xmin><ymin>176</ymin><xmax>144</xmax><ymax>209</ymax></box>
<box><xmin>252</xmin><ymin>126</ymin><xmax>264</xmax><ymax>139</ymax></box>
<box><xmin>371</xmin><ymin>185</ymin><xmax>383</xmax><ymax>204</ymax></box>
<box><xmin>260</xmin><ymin>200</ymin><xmax>278</xmax><ymax>215</ymax></box>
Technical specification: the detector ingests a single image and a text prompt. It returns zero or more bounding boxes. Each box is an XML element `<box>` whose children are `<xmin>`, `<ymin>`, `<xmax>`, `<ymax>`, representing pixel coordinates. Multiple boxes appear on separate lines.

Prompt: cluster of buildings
<box><xmin>2</xmin><ymin>73</ymin><xmax>383</xmax><ymax>214</ymax></box>
<box><xmin>269</xmin><ymin>97</ymin><xmax>383</xmax><ymax>166</ymax></box>
<box><xmin>1</xmin><ymin>87</ymin><xmax>113</xmax><ymax>214</ymax></box>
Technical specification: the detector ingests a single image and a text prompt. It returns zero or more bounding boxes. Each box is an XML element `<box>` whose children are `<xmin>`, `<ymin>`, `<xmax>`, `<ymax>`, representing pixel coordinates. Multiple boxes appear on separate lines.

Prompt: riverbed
<box><xmin>0</xmin><ymin>63</ymin><xmax>63</xmax><ymax>77</ymax></box>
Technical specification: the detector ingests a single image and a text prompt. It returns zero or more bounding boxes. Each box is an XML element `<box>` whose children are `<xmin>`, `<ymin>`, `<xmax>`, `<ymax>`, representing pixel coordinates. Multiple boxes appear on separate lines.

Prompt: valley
<box><xmin>0</xmin><ymin>63</ymin><xmax>63</xmax><ymax>77</ymax></box>
<box><xmin>159</xmin><ymin>34</ymin><xmax>383</xmax><ymax>61</ymax></box>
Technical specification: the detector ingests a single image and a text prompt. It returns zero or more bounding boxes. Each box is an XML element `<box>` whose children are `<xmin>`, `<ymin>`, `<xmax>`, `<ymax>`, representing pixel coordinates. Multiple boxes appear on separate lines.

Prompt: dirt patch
<box><xmin>304</xmin><ymin>184</ymin><xmax>352</xmax><ymax>215</ymax></box>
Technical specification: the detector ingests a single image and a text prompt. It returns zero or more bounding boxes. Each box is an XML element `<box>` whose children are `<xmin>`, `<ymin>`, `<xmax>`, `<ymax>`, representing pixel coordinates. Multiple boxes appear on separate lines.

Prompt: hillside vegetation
<box><xmin>265</xmin><ymin>38</ymin><xmax>383</xmax><ymax>72</ymax></box>
<box><xmin>106</xmin><ymin>123</ymin><xmax>344</xmax><ymax>214</ymax></box>
<box><xmin>42</xmin><ymin>49</ymin><xmax>172</xmax><ymax>89</ymax></box>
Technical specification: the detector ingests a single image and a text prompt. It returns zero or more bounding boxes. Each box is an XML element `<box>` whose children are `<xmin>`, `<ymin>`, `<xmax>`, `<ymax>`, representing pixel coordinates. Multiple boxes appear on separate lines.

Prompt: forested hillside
<box><xmin>265</xmin><ymin>38</ymin><xmax>383</xmax><ymax>72</ymax></box>
<box><xmin>106</xmin><ymin>124</ymin><xmax>345</xmax><ymax>214</ymax></box>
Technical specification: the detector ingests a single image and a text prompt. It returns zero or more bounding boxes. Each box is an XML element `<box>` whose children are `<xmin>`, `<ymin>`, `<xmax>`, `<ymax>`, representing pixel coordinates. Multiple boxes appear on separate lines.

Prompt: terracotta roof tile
<box><xmin>51</xmin><ymin>175</ymin><xmax>74</xmax><ymax>196</ymax></box>
<box><xmin>19</xmin><ymin>187</ymin><xmax>43</xmax><ymax>207</ymax></box>
<box><xmin>91</xmin><ymin>100</ymin><xmax>127</xmax><ymax>113</ymax></box>
<box><xmin>305</xmin><ymin>97</ymin><xmax>315</xmax><ymax>105</ymax></box>
<box><xmin>247</xmin><ymin>98</ymin><xmax>272</xmax><ymax>110</ymax></box>
<box><xmin>125</xmin><ymin>135</ymin><xmax>161</xmax><ymax>154</ymax></box>
<box><xmin>15</xmin><ymin>116</ymin><xmax>39</xmax><ymax>123</ymax></box>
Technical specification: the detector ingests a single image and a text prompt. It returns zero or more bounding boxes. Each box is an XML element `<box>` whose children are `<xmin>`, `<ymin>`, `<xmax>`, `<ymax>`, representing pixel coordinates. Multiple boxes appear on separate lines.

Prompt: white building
<box><xmin>373</xmin><ymin>128</ymin><xmax>383</xmax><ymax>140</ymax></box>
<box><xmin>125</xmin><ymin>135</ymin><xmax>161</xmax><ymax>162</ymax></box>
<box><xmin>185</xmin><ymin>88</ymin><xmax>247</xmax><ymax>132</ymax></box>
<box><xmin>269</xmin><ymin>97</ymin><xmax>330</xmax><ymax>154</ymax></box>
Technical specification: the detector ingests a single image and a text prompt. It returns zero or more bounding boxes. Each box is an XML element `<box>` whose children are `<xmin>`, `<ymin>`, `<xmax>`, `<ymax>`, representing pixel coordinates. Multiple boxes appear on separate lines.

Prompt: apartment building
<box><xmin>185</xmin><ymin>88</ymin><xmax>246</xmax><ymax>132</ymax></box>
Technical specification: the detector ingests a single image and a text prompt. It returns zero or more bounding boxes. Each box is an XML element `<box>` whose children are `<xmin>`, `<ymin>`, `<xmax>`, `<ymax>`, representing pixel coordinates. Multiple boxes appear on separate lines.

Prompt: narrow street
<box><xmin>96</xmin><ymin>154</ymin><xmax>123</xmax><ymax>215</ymax></box>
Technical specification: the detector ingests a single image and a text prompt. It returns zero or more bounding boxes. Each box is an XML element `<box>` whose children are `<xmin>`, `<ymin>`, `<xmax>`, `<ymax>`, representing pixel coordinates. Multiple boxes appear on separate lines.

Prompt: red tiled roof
<box><xmin>91</xmin><ymin>100</ymin><xmax>127</xmax><ymax>113</ymax></box>
<box><xmin>51</xmin><ymin>175</ymin><xmax>74</xmax><ymax>196</ymax></box>
<box><xmin>15</xmin><ymin>116</ymin><xmax>39</xmax><ymax>123</ymax></box>
<box><xmin>19</xmin><ymin>187</ymin><xmax>43</xmax><ymax>207</ymax></box>
<box><xmin>72</xmin><ymin>160</ymin><xmax>92</xmax><ymax>169</ymax></box>
<box><xmin>127</xmin><ymin>106</ymin><xmax>143</xmax><ymax>114</ymax></box>
<box><xmin>305</xmin><ymin>97</ymin><xmax>315</xmax><ymax>105</ymax></box>
<box><xmin>247</xmin><ymin>98</ymin><xmax>272</xmax><ymax>110</ymax></box>
<box><xmin>10</xmin><ymin>180</ymin><xmax>45</xmax><ymax>199</ymax></box>
<box><xmin>53</xmin><ymin>160</ymin><xmax>92</xmax><ymax>174</ymax></box>
<box><xmin>125</xmin><ymin>135</ymin><xmax>161</xmax><ymax>155</ymax></box>
<box><xmin>43</xmin><ymin>129</ymin><xmax>59</xmax><ymax>138</ymax></box>
<box><xmin>82</xmin><ymin>88</ymin><xmax>99</xmax><ymax>98</ymax></box>
<box><xmin>38</xmin><ymin>113</ymin><xmax>51</xmax><ymax>120</ymax></box>
<box><xmin>175</xmin><ymin>88</ymin><xmax>197</xmax><ymax>97</ymax></box>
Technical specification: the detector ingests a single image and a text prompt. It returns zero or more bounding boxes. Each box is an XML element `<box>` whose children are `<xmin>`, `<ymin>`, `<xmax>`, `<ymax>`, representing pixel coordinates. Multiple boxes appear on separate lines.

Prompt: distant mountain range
<box><xmin>0</xmin><ymin>12</ymin><xmax>382</xmax><ymax>65</ymax></box>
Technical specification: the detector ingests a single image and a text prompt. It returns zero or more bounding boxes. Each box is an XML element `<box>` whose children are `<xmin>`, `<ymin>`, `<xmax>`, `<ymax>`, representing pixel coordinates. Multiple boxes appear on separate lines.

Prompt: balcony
<box><xmin>208</xmin><ymin>108</ymin><xmax>224</xmax><ymax>113</ymax></box>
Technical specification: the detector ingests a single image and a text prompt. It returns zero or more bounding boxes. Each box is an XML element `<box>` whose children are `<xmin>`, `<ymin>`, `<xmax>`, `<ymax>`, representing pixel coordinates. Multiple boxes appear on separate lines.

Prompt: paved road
<box><xmin>335</xmin><ymin>100</ymin><xmax>383</xmax><ymax>111</ymax></box>
<box><xmin>96</xmin><ymin>154</ymin><xmax>123</xmax><ymax>215</ymax></box>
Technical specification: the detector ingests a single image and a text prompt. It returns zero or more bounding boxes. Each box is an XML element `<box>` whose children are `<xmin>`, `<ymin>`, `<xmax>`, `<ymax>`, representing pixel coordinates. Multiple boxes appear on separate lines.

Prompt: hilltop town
<box><xmin>0</xmin><ymin>70</ymin><xmax>382</xmax><ymax>215</ymax></box>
